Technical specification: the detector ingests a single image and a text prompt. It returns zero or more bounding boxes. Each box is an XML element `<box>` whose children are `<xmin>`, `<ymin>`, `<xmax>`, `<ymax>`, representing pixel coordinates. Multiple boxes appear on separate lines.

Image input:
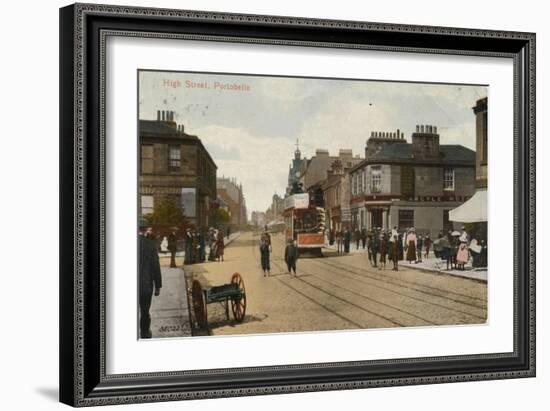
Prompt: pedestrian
<box><xmin>366</xmin><ymin>232</ymin><xmax>373</xmax><ymax>265</ymax></box>
<box><xmin>344</xmin><ymin>228</ymin><xmax>351</xmax><ymax>253</ymax></box>
<box><xmin>138</xmin><ymin>218</ymin><xmax>162</xmax><ymax>339</ymax></box>
<box><xmin>216</xmin><ymin>229</ymin><xmax>225</xmax><ymax>262</ymax></box>
<box><xmin>167</xmin><ymin>229</ymin><xmax>177</xmax><ymax>268</ymax></box>
<box><xmin>198</xmin><ymin>229</ymin><xmax>206</xmax><ymax>262</ymax></box>
<box><xmin>405</xmin><ymin>228</ymin><xmax>417</xmax><ymax>263</ymax></box>
<box><xmin>397</xmin><ymin>232</ymin><xmax>404</xmax><ymax>261</ymax></box>
<box><xmin>360</xmin><ymin>227</ymin><xmax>367</xmax><ymax>249</ymax></box>
<box><xmin>371</xmin><ymin>231</ymin><xmax>380</xmax><ymax>267</ymax></box>
<box><xmin>456</xmin><ymin>240</ymin><xmax>469</xmax><ymax>270</ymax></box>
<box><xmin>391</xmin><ymin>234</ymin><xmax>399</xmax><ymax>271</ymax></box>
<box><xmin>416</xmin><ymin>234</ymin><xmax>424</xmax><ymax>263</ymax></box>
<box><xmin>424</xmin><ymin>233</ymin><xmax>431</xmax><ymax>259</ymax></box>
<box><xmin>379</xmin><ymin>232</ymin><xmax>387</xmax><ymax>270</ymax></box>
<box><xmin>184</xmin><ymin>228</ymin><xmax>193</xmax><ymax>265</ymax></box>
<box><xmin>259</xmin><ymin>238</ymin><xmax>271</xmax><ymax>276</ymax></box>
<box><xmin>207</xmin><ymin>228</ymin><xmax>216</xmax><ymax>261</ymax></box>
<box><xmin>354</xmin><ymin>228</ymin><xmax>361</xmax><ymax>250</ymax></box>
<box><xmin>284</xmin><ymin>238</ymin><xmax>298</xmax><ymax>277</ymax></box>
<box><xmin>336</xmin><ymin>230</ymin><xmax>343</xmax><ymax>253</ymax></box>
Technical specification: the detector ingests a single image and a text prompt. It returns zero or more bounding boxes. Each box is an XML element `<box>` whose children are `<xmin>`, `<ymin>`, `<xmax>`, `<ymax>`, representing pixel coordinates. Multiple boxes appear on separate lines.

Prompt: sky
<box><xmin>139</xmin><ymin>70</ymin><xmax>487</xmax><ymax>216</ymax></box>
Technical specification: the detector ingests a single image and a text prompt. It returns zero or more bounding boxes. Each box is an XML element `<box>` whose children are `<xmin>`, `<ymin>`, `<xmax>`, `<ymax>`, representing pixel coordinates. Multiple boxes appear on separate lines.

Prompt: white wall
<box><xmin>0</xmin><ymin>0</ymin><xmax>546</xmax><ymax>410</ymax></box>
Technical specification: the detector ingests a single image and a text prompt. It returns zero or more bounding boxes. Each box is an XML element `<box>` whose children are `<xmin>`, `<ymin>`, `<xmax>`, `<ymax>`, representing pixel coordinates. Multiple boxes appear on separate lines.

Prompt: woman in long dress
<box><xmin>405</xmin><ymin>229</ymin><xmax>417</xmax><ymax>263</ymax></box>
<box><xmin>216</xmin><ymin>230</ymin><xmax>225</xmax><ymax>262</ymax></box>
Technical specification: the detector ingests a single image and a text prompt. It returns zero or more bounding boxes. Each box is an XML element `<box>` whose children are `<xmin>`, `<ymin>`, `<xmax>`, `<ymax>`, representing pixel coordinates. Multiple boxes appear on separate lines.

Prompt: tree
<box><xmin>215</xmin><ymin>208</ymin><xmax>231</xmax><ymax>224</ymax></box>
<box><xmin>147</xmin><ymin>196</ymin><xmax>186</xmax><ymax>226</ymax></box>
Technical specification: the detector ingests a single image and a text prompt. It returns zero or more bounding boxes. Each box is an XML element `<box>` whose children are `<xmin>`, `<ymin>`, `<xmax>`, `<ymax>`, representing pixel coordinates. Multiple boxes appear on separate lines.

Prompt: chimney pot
<box><xmin>157</xmin><ymin>110</ymin><xmax>161</xmax><ymax>121</ymax></box>
<box><xmin>416</xmin><ymin>125</ymin><xmax>419</xmax><ymax>132</ymax></box>
<box><xmin>161</xmin><ymin>111</ymin><xmax>165</xmax><ymax>121</ymax></box>
<box><xmin>434</xmin><ymin>126</ymin><xmax>437</xmax><ymax>133</ymax></box>
<box><xmin>420</xmin><ymin>125</ymin><xmax>424</xmax><ymax>133</ymax></box>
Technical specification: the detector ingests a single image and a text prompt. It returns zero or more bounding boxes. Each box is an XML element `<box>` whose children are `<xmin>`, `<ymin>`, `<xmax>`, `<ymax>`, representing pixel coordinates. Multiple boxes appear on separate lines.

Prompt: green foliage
<box><xmin>149</xmin><ymin>197</ymin><xmax>186</xmax><ymax>225</ymax></box>
<box><xmin>215</xmin><ymin>208</ymin><xmax>231</xmax><ymax>223</ymax></box>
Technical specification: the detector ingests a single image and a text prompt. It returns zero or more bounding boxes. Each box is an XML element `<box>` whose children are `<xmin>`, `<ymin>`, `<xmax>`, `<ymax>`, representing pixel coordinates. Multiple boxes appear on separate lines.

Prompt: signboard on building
<box><xmin>284</xmin><ymin>193</ymin><xmax>309</xmax><ymax>210</ymax></box>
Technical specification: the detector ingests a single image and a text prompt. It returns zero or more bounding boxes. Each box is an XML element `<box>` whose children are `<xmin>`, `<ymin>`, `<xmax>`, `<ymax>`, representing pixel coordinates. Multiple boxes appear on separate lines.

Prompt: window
<box><xmin>443</xmin><ymin>168</ymin><xmax>455</xmax><ymax>191</ymax></box>
<box><xmin>358</xmin><ymin>172</ymin><xmax>363</xmax><ymax>194</ymax></box>
<box><xmin>140</xmin><ymin>144</ymin><xmax>154</xmax><ymax>174</ymax></box>
<box><xmin>168</xmin><ymin>145</ymin><xmax>181</xmax><ymax>171</ymax></box>
<box><xmin>362</xmin><ymin>170</ymin><xmax>367</xmax><ymax>192</ymax></box>
<box><xmin>141</xmin><ymin>195</ymin><xmax>154</xmax><ymax>215</ymax></box>
<box><xmin>370</xmin><ymin>166</ymin><xmax>381</xmax><ymax>193</ymax></box>
<box><xmin>398</xmin><ymin>209</ymin><xmax>414</xmax><ymax>230</ymax></box>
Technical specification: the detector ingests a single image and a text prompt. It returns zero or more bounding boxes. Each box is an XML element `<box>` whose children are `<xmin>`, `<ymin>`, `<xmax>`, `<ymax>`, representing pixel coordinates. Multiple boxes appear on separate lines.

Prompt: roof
<box><xmin>139</xmin><ymin>120</ymin><xmax>198</xmax><ymax>140</ymax></box>
<box><xmin>350</xmin><ymin>143</ymin><xmax>475</xmax><ymax>172</ymax></box>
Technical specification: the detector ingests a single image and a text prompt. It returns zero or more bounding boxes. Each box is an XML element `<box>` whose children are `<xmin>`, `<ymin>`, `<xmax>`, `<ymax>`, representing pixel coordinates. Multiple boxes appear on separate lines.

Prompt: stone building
<box><xmin>217</xmin><ymin>177</ymin><xmax>247</xmax><ymax>228</ymax></box>
<box><xmin>250</xmin><ymin>211</ymin><xmax>267</xmax><ymax>228</ymax></box>
<box><xmin>348</xmin><ymin>125</ymin><xmax>476</xmax><ymax>236</ymax></box>
<box><xmin>139</xmin><ymin>110</ymin><xmax>217</xmax><ymax>229</ymax></box>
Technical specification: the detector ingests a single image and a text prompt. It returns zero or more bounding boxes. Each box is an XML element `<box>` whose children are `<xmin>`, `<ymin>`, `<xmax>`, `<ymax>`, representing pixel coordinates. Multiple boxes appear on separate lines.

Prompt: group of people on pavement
<box><xmin>258</xmin><ymin>226</ymin><xmax>299</xmax><ymax>278</ymax></box>
<box><xmin>432</xmin><ymin>227</ymin><xmax>488</xmax><ymax>270</ymax></box>
<box><xmin>182</xmin><ymin>227</ymin><xmax>226</xmax><ymax>265</ymax></box>
<box><xmin>327</xmin><ymin>224</ymin><xmax>487</xmax><ymax>272</ymax></box>
<box><xmin>158</xmin><ymin>226</ymin><xmax>229</xmax><ymax>266</ymax></box>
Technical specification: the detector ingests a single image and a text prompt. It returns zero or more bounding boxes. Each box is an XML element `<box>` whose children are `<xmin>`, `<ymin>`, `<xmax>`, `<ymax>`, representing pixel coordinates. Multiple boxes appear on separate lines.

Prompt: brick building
<box><xmin>348</xmin><ymin>125</ymin><xmax>476</xmax><ymax>236</ymax></box>
<box><xmin>139</xmin><ymin>110</ymin><xmax>217</xmax><ymax>229</ymax></box>
<box><xmin>217</xmin><ymin>177</ymin><xmax>247</xmax><ymax>228</ymax></box>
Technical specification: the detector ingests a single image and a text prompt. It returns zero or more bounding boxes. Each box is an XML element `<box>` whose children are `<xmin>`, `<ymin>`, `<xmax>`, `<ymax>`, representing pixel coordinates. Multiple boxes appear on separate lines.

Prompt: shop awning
<box><xmin>449</xmin><ymin>189</ymin><xmax>487</xmax><ymax>223</ymax></box>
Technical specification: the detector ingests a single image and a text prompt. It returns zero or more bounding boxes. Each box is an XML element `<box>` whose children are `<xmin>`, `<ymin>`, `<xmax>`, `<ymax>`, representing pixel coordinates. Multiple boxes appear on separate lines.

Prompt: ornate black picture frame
<box><xmin>59</xmin><ymin>3</ymin><xmax>535</xmax><ymax>407</ymax></box>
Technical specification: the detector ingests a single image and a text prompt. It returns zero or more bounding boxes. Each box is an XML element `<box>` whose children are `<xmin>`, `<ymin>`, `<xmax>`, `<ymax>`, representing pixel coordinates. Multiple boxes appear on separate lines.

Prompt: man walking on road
<box><xmin>138</xmin><ymin>218</ymin><xmax>162</xmax><ymax>339</ymax></box>
<box><xmin>285</xmin><ymin>238</ymin><xmax>298</xmax><ymax>277</ymax></box>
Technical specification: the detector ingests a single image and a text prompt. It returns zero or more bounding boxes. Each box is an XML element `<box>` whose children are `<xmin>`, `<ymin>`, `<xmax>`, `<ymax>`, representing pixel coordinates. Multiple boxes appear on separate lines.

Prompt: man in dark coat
<box><xmin>360</xmin><ymin>228</ymin><xmax>367</xmax><ymax>249</ymax></box>
<box><xmin>139</xmin><ymin>218</ymin><xmax>162</xmax><ymax>339</ymax></box>
<box><xmin>167</xmin><ymin>229</ymin><xmax>177</xmax><ymax>268</ymax></box>
<box><xmin>344</xmin><ymin>229</ymin><xmax>351</xmax><ymax>253</ymax></box>
<box><xmin>285</xmin><ymin>239</ymin><xmax>299</xmax><ymax>277</ymax></box>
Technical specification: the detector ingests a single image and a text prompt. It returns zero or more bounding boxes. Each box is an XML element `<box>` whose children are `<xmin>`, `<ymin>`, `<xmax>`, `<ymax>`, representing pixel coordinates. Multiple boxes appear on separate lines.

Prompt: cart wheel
<box><xmin>191</xmin><ymin>280</ymin><xmax>207</xmax><ymax>329</ymax></box>
<box><xmin>230</xmin><ymin>272</ymin><xmax>246</xmax><ymax>322</ymax></box>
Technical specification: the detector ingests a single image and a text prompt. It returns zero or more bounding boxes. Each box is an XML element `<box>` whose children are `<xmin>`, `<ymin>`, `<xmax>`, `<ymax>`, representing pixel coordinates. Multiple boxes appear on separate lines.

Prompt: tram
<box><xmin>283</xmin><ymin>193</ymin><xmax>326</xmax><ymax>256</ymax></box>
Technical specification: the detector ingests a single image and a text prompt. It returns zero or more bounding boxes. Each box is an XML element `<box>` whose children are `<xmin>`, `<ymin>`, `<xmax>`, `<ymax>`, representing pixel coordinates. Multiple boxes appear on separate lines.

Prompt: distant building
<box><xmin>298</xmin><ymin>148</ymin><xmax>362</xmax><ymax>192</ymax></box>
<box><xmin>139</xmin><ymin>110</ymin><xmax>217</xmax><ymax>229</ymax></box>
<box><xmin>217</xmin><ymin>177</ymin><xmax>247</xmax><ymax>228</ymax></box>
<box><xmin>266</xmin><ymin>193</ymin><xmax>284</xmax><ymax>223</ymax></box>
<box><xmin>349</xmin><ymin>125</ymin><xmax>476</xmax><ymax>236</ymax></box>
<box><xmin>250</xmin><ymin>211</ymin><xmax>267</xmax><ymax>228</ymax></box>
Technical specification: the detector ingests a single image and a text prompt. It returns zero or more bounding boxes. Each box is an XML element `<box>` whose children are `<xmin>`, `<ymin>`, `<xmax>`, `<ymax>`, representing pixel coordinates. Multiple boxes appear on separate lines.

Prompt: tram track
<box><xmin>306</xmin><ymin>259</ymin><xmax>486</xmax><ymax>323</ymax></box>
<box><xmin>317</xmin><ymin>257</ymin><xmax>487</xmax><ymax>310</ymax></box>
<box><xmin>271</xmin><ymin>261</ymin><xmax>406</xmax><ymax>328</ymax></box>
